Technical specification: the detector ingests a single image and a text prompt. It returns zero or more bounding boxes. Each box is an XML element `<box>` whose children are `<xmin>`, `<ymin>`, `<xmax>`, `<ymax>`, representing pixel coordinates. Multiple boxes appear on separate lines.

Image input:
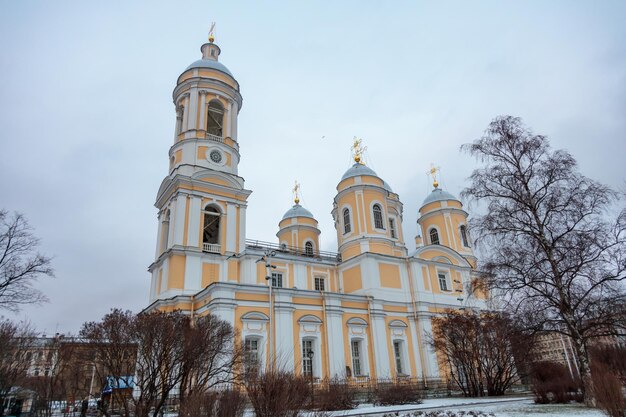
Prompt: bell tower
<box><xmin>149</xmin><ymin>33</ymin><xmax>251</xmax><ymax>303</ymax></box>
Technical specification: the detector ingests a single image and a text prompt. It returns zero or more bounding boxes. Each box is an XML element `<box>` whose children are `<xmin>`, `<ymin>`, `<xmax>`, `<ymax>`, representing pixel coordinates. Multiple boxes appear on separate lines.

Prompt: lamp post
<box><xmin>307</xmin><ymin>350</ymin><xmax>315</xmax><ymax>408</ymax></box>
<box><xmin>263</xmin><ymin>250</ymin><xmax>277</xmax><ymax>370</ymax></box>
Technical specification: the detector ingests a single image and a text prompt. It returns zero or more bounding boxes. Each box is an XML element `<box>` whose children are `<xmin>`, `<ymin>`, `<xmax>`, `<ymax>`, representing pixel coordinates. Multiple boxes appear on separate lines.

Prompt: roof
<box><xmin>281</xmin><ymin>204</ymin><xmax>315</xmax><ymax>220</ymax></box>
<box><xmin>184</xmin><ymin>59</ymin><xmax>234</xmax><ymax>77</ymax></box>
<box><xmin>341</xmin><ymin>163</ymin><xmax>378</xmax><ymax>181</ymax></box>
<box><xmin>421</xmin><ymin>188</ymin><xmax>458</xmax><ymax>206</ymax></box>
<box><xmin>340</xmin><ymin>163</ymin><xmax>394</xmax><ymax>193</ymax></box>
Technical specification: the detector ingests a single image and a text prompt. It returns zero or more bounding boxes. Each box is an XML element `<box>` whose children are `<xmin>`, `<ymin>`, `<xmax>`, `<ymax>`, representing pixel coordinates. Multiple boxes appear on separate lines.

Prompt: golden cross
<box><xmin>352</xmin><ymin>137</ymin><xmax>367</xmax><ymax>164</ymax></box>
<box><xmin>209</xmin><ymin>22</ymin><xmax>216</xmax><ymax>43</ymax></box>
<box><xmin>293</xmin><ymin>180</ymin><xmax>300</xmax><ymax>204</ymax></box>
<box><xmin>427</xmin><ymin>164</ymin><xmax>440</xmax><ymax>188</ymax></box>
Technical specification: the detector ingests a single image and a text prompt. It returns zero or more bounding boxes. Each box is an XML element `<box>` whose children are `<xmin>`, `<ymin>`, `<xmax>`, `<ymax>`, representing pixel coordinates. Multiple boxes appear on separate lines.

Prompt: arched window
<box><xmin>202</xmin><ymin>206</ymin><xmax>221</xmax><ymax>250</ymax></box>
<box><xmin>206</xmin><ymin>100</ymin><xmax>224</xmax><ymax>137</ymax></box>
<box><xmin>460</xmin><ymin>225</ymin><xmax>470</xmax><ymax>247</ymax></box>
<box><xmin>305</xmin><ymin>241</ymin><xmax>314</xmax><ymax>257</ymax></box>
<box><xmin>373</xmin><ymin>204</ymin><xmax>384</xmax><ymax>229</ymax></box>
<box><xmin>343</xmin><ymin>208</ymin><xmax>351</xmax><ymax>234</ymax></box>
<box><xmin>429</xmin><ymin>228</ymin><xmax>440</xmax><ymax>245</ymax></box>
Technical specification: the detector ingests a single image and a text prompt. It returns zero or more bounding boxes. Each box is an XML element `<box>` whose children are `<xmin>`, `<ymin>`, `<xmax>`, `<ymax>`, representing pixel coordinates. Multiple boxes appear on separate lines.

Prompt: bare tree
<box><xmin>179</xmin><ymin>313</ymin><xmax>242</xmax><ymax>403</ymax></box>
<box><xmin>81</xmin><ymin>309</ymin><xmax>241</xmax><ymax>417</ymax></box>
<box><xmin>0</xmin><ymin>210</ymin><xmax>54</xmax><ymax>312</ymax></box>
<box><xmin>461</xmin><ymin>116</ymin><xmax>626</xmax><ymax>404</ymax></box>
<box><xmin>431</xmin><ymin>311</ymin><xmax>532</xmax><ymax>397</ymax></box>
<box><xmin>0</xmin><ymin>319</ymin><xmax>36</xmax><ymax>417</ymax></box>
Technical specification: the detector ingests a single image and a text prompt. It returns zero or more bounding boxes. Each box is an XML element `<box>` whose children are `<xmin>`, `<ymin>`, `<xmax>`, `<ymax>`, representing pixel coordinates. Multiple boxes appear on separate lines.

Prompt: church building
<box><xmin>145</xmin><ymin>34</ymin><xmax>487</xmax><ymax>381</ymax></box>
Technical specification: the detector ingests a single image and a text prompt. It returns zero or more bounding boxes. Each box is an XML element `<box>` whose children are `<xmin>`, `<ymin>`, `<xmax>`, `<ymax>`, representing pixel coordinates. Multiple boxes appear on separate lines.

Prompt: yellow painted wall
<box><xmin>201</xmin><ymin>262</ymin><xmax>220</xmax><ymax>288</ymax></box>
<box><xmin>167</xmin><ymin>255</ymin><xmax>186</xmax><ymax>289</ymax></box>
<box><xmin>228</xmin><ymin>260</ymin><xmax>239</xmax><ymax>282</ymax></box>
<box><xmin>379</xmin><ymin>263</ymin><xmax>402</xmax><ymax>288</ymax></box>
<box><xmin>197</xmin><ymin>146</ymin><xmax>208</xmax><ymax>160</ymax></box>
<box><xmin>343</xmin><ymin>266</ymin><xmax>362</xmax><ymax>293</ymax></box>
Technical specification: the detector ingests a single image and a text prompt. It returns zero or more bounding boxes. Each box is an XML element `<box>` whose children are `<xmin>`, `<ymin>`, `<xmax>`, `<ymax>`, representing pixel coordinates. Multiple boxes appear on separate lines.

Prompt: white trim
<box><xmin>427</xmin><ymin>225</ymin><xmax>441</xmax><ymax>246</ymax></box>
<box><xmin>368</xmin><ymin>200</ymin><xmax>387</xmax><ymax>232</ymax></box>
<box><xmin>340</xmin><ymin>204</ymin><xmax>354</xmax><ymax>237</ymax></box>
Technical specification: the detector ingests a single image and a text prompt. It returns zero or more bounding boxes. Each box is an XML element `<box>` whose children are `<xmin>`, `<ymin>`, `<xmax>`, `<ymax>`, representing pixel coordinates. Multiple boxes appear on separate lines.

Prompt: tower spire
<box><xmin>208</xmin><ymin>22</ymin><xmax>216</xmax><ymax>43</ymax></box>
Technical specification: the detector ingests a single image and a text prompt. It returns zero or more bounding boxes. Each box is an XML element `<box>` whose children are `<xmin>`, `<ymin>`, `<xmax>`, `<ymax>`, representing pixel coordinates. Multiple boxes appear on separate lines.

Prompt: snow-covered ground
<box><xmin>316</xmin><ymin>397</ymin><xmax>604</xmax><ymax>417</ymax></box>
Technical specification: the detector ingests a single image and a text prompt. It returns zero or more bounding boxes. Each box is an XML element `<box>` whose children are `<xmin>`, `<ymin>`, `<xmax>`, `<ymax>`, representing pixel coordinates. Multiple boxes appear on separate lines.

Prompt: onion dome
<box><xmin>422</xmin><ymin>188</ymin><xmax>458</xmax><ymax>206</ymax></box>
<box><xmin>282</xmin><ymin>204</ymin><xmax>315</xmax><ymax>220</ymax></box>
<box><xmin>182</xmin><ymin>40</ymin><xmax>235</xmax><ymax>79</ymax></box>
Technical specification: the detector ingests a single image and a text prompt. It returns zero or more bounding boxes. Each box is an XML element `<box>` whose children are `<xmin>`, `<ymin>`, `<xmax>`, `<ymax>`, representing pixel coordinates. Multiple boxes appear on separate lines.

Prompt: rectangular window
<box><xmin>438</xmin><ymin>273</ymin><xmax>449</xmax><ymax>291</ymax></box>
<box><xmin>393</xmin><ymin>341</ymin><xmax>403</xmax><ymax>374</ymax></box>
<box><xmin>244</xmin><ymin>338</ymin><xmax>259</xmax><ymax>373</ymax></box>
<box><xmin>271</xmin><ymin>272</ymin><xmax>283</xmax><ymax>288</ymax></box>
<box><xmin>389</xmin><ymin>218</ymin><xmax>397</xmax><ymax>239</ymax></box>
<box><xmin>302</xmin><ymin>340</ymin><xmax>313</xmax><ymax>377</ymax></box>
<box><xmin>314</xmin><ymin>277</ymin><xmax>325</xmax><ymax>291</ymax></box>
<box><xmin>351</xmin><ymin>340</ymin><xmax>362</xmax><ymax>376</ymax></box>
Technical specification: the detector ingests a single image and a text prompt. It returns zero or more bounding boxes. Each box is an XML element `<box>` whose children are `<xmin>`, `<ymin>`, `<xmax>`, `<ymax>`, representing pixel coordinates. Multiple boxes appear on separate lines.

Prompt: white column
<box><xmin>198</xmin><ymin>90</ymin><xmax>207</xmax><ymax>131</ymax></box>
<box><xmin>230</xmin><ymin>101</ymin><xmax>238</xmax><ymax>140</ymax></box>
<box><xmin>181</xmin><ymin>94</ymin><xmax>190</xmax><ymax>133</ymax></box>
<box><xmin>419</xmin><ymin>315</ymin><xmax>440</xmax><ymax>378</ymax></box>
<box><xmin>408</xmin><ymin>316</ymin><xmax>424</xmax><ymax>378</ymax></box>
<box><xmin>275</xmin><ymin>304</ymin><xmax>295</xmax><ymax>372</ymax></box>
<box><xmin>184</xmin><ymin>253</ymin><xmax>202</xmax><ymax>291</ymax></box>
<box><xmin>325</xmin><ymin>309</ymin><xmax>346</xmax><ymax>377</ymax></box>
<box><xmin>187</xmin><ymin>88</ymin><xmax>199</xmax><ymax>131</ymax></box>
<box><xmin>238</xmin><ymin>206</ymin><xmax>246</xmax><ymax>252</ymax></box>
<box><xmin>226</xmin><ymin>203</ymin><xmax>237</xmax><ymax>252</ymax></box>
<box><xmin>172</xmin><ymin>195</ymin><xmax>187</xmax><ymax>247</ymax></box>
<box><xmin>187</xmin><ymin>196</ymin><xmax>202</xmax><ymax>247</ymax></box>
<box><xmin>154</xmin><ymin>211</ymin><xmax>164</xmax><ymax>258</ymax></box>
<box><xmin>370</xmin><ymin>306</ymin><xmax>391</xmax><ymax>377</ymax></box>
<box><xmin>225</xmin><ymin>101</ymin><xmax>233</xmax><ymax>137</ymax></box>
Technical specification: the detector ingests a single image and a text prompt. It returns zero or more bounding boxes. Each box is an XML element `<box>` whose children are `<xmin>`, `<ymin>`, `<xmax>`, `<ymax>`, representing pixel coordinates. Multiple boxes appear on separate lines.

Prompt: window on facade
<box><xmin>202</xmin><ymin>206</ymin><xmax>220</xmax><ymax>245</ymax></box>
<box><xmin>351</xmin><ymin>340</ymin><xmax>362</xmax><ymax>376</ymax></box>
<box><xmin>438</xmin><ymin>273</ymin><xmax>450</xmax><ymax>291</ymax></box>
<box><xmin>429</xmin><ymin>228</ymin><xmax>440</xmax><ymax>245</ymax></box>
<box><xmin>302</xmin><ymin>340</ymin><xmax>314</xmax><ymax>377</ymax></box>
<box><xmin>460</xmin><ymin>225</ymin><xmax>470</xmax><ymax>247</ymax></box>
<box><xmin>244</xmin><ymin>338</ymin><xmax>260</xmax><ymax>374</ymax></box>
<box><xmin>175</xmin><ymin>105</ymin><xmax>184</xmax><ymax>135</ymax></box>
<box><xmin>389</xmin><ymin>218</ymin><xmax>397</xmax><ymax>239</ymax></box>
<box><xmin>34</xmin><ymin>369</ymin><xmax>40</xmax><ymax>377</ymax></box>
<box><xmin>343</xmin><ymin>208</ymin><xmax>351</xmax><ymax>234</ymax></box>
<box><xmin>206</xmin><ymin>100</ymin><xmax>224</xmax><ymax>137</ymax></box>
<box><xmin>305</xmin><ymin>241</ymin><xmax>314</xmax><ymax>257</ymax></box>
<box><xmin>373</xmin><ymin>204</ymin><xmax>384</xmax><ymax>229</ymax></box>
<box><xmin>393</xmin><ymin>341</ymin><xmax>404</xmax><ymax>374</ymax></box>
<box><xmin>271</xmin><ymin>272</ymin><xmax>283</xmax><ymax>288</ymax></box>
<box><xmin>44</xmin><ymin>369</ymin><xmax>50</xmax><ymax>377</ymax></box>
<box><xmin>314</xmin><ymin>276</ymin><xmax>325</xmax><ymax>291</ymax></box>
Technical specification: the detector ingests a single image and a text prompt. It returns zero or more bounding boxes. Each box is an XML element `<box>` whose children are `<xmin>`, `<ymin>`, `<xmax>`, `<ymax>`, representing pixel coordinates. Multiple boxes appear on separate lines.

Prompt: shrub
<box><xmin>314</xmin><ymin>378</ymin><xmax>358</xmax><ymax>411</ymax></box>
<box><xmin>530</xmin><ymin>361</ymin><xmax>581</xmax><ymax>404</ymax></box>
<box><xmin>592</xmin><ymin>362</ymin><xmax>626</xmax><ymax>417</ymax></box>
<box><xmin>179</xmin><ymin>389</ymin><xmax>246</xmax><ymax>417</ymax></box>
<box><xmin>245</xmin><ymin>368</ymin><xmax>310</xmax><ymax>417</ymax></box>
<box><xmin>373</xmin><ymin>381</ymin><xmax>423</xmax><ymax>406</ymax></box>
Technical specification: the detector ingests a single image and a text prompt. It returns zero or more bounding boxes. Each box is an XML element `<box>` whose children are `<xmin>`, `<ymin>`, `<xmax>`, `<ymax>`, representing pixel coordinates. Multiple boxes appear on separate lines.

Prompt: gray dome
<box><xmin>341</xmin><ymin>163</ymin><xmax>379</xmax><ymax>181</ymax></box>
<box><xmin>185</xmin><ymin>59</ymin><xmax>234</xmax><ymax>77</ymax></box>
<box><xmin>422</xmin><ymin>188</ymin><xmax>458</xmax><ymax>206</ymax></box>
<box><xmin>282</xmin><ymin>204</ymin><xmax>315</xmax><ymax>220</ymax></box>
<box><xmin>383</xmin><ymin>181</ymin><xmax>393</xmax><ymax>192</ymax></box>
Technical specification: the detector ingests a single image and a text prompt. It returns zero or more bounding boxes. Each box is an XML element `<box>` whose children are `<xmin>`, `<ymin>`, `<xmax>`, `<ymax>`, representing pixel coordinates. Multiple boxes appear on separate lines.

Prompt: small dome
<box><xmin>185</xmin><ymin>59</ymin><xmax>234</xmax><ymax>77</ymax></box>
<box><xmin>422</xmin><ymin>188</ymin><xmax>458</xmax><ymax>206</ymax></box>
<box><xmin>340</xmin><ymin>163</ymin><xmax>380</xmax><ymax>181</ymax></box>
<box><xmin>282</xmin><ymin>204</ymin><xmax>315</xmax><ymax>220</ymax></box>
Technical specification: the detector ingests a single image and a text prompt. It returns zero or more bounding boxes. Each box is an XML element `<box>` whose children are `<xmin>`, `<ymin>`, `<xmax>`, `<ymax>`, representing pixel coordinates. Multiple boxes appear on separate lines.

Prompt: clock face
<box><xmin>209</xmin><ymin>150</ymin><xmax>223</xmax><ymax>163</ymax></box>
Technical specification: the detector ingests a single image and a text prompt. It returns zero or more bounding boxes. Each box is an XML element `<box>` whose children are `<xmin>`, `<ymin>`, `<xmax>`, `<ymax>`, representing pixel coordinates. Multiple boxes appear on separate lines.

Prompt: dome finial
<box><xmin>293</xmin><ymin>180</ymin><xmax>300</xmax><ymax>204</ymax></box>
<box><xmin>351</xmin><ymin>137</ymin><xmax>367</xmax><ymax>164</ymax></box>
<box><xmin>208</xmin><ymin>22</ymin><xmax>216</xmax><ymax>43</ymax></box>
<box><xmin>428</xmin><ymin>163</ymin><xmax>441</xmax><ymax>189</ymax></box>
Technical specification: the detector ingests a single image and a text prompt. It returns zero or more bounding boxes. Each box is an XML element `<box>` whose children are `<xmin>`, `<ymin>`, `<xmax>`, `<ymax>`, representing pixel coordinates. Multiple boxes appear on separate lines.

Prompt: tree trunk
<box><xmin>570</xmin><ymin>334</ymin><xmax>595</xmax><ymax>406</ymax></box>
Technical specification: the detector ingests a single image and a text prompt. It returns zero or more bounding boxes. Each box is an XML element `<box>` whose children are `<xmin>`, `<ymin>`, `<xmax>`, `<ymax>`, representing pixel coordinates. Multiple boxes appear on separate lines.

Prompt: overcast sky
<box><xmin>1</xmin><ymin>1</ymin><xmax>625</xmax><ymax>334</ymax></box>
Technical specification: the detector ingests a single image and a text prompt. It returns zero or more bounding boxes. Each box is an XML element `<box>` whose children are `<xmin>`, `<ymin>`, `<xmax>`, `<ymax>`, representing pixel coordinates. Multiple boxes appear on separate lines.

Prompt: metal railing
<box><xmin>202</xmin><ymin>243</ymin><xmax>221</xmax><ymax>254</ymax></box>
<box><xmin>245</xmin><ymin>239</ymin><xmax>341</xmax><ymax>263</ymax></box>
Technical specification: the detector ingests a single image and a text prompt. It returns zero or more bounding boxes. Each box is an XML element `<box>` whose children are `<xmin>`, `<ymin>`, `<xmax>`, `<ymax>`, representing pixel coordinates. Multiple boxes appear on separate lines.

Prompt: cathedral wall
<box><xmin>342</xmin><ymin>265</ymin><xmax>362</xmax><ymax>293</ymax></box>
<box><xmin>379</xmin><ymin>263</ymin><xmax>401</xmax><ymax>289</ymax></box>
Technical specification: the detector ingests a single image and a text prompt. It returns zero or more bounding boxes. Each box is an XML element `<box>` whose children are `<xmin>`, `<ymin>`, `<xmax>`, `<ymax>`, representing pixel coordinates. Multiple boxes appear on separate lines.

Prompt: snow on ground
<box><xmin>444</xmin><ymin>399</ymin><xmax>604</xmax><ymax>417</ymax></box>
